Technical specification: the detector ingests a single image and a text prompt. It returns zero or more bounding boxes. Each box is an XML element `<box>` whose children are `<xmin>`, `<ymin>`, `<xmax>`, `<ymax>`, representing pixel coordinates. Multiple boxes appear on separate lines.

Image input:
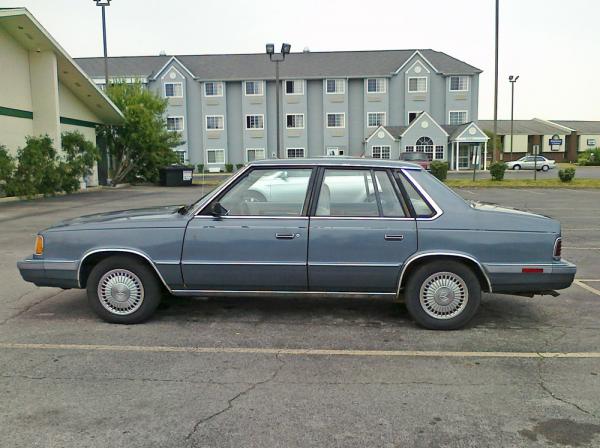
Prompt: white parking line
<box><xmin>574</xmin><ymin>280</ymin><xmax>600</xmax><ymax>297</ymax></box>
<box><xmin>0</xmin><ymin>342</ymin><xmax>599</xmax><ymax>359</ymax></box>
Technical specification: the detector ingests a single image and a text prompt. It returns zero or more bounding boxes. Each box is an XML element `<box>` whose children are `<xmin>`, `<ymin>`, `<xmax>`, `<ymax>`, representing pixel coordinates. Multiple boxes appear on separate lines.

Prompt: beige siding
<box><xmin>578</xmin><ymin>134</ymin><xmax>600</xmax><ymax>151</ymax></box>
<box><xmin>0</xmin><ymin>115</ymin><xmax>33</xmax><ymax>155</ymax></box>
<box><xmin>503</xmin><ymin>134</ymin><xmax>528</xmax><ymax>153</ymax></box>
<box><xmin>0</xmin><ymin>26</ymin><xmax>32</xmax><ymax>111</ymax></box>
<box><xmin>59</xmin><ymin>81</ymin><xmax>102</xmax><ymax>123</ymax></box>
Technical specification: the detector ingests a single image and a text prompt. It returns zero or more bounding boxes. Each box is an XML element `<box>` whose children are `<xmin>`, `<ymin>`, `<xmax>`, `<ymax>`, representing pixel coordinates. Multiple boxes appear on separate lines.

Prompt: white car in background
<box><xmin>506</xmin><ymin>155</ymin><xmax>556</xmax><ymax>171</ymax></box>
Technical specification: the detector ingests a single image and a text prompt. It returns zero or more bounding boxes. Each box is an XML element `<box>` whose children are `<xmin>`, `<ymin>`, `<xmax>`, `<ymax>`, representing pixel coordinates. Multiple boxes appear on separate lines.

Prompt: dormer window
<box><xmin>164</xmin><ymin>82</ymin><xmax>183</xmax><ymax>98</ymax></box>
<box><xmin>408</xmin><ymin>77</ymin><xmax>427</xmax><ymax>93</ymax></box>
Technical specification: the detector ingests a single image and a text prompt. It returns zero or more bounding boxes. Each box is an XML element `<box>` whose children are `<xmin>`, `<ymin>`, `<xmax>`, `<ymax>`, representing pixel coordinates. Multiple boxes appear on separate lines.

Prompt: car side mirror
<box><xmin>210</xmin><ymin>202</ymin><xmax>228</xmax><ymax>217</ymax></box>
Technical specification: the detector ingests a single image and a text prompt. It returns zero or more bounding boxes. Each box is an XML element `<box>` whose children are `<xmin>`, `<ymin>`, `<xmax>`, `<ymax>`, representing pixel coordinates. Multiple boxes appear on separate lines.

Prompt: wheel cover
<box><xmin>419</xmin><ymin>271</ymin><xmax>469</xmax><ymax>320</ymax></box>
<box><xmin>97</xmin><ymin>269</ymin><xmax>145</xmax><ymax>315</ymax></box>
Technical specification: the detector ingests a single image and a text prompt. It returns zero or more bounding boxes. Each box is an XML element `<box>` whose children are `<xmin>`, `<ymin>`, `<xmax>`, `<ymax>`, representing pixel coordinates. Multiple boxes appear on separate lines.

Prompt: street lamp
<box><xmin>93</xmin><ymin>0</ymin><xmax>112</xmax><ymax>89</ymax></box>
<box><xmin>508</xmin><ymin>75</ymin><xmax>519</xmax><ymax>161</ymax></box>
<box><xmin>266</xmin><ymin>42</ymin><xmax>291</xmax><ymax>158</ymax></box>
<box><xmin>492</xmin><ymin>0</ymin><xmax>500</xmax><ymax>162</ymax></box>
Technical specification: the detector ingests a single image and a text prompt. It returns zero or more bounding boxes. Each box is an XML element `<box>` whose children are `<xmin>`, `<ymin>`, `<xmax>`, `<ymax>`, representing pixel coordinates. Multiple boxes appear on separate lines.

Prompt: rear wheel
<box><xmin>404</xmin><ymin>260</ymin><xmax>481</xmax><ymax>330</ymax></box>
<box><xmin>513</xmin><ymin>164</ymin><xmax>521</xmax><ymax>170</ymax></box>
<box><xmin>86</xmin><ymin>255</ymin><xmax>162</xmax><ymax>324</ymax></box>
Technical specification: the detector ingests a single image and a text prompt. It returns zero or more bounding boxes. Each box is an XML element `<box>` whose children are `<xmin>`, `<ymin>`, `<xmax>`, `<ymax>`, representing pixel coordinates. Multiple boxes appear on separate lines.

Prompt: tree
<box><xmin>97</xmin><ymin>82</ymin><xmax>181</xmax><ymax>185</ymax></box>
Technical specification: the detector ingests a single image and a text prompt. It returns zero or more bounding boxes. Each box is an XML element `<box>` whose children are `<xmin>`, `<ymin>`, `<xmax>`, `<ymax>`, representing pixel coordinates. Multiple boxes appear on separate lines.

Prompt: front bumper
<box><xmin>484</xmin><ymin>259</ymin><xmax>576</xmax><ymax>294</ymax></box>
<box><xmin>17</xmin><ymin>258</ymin><xmax>79</xmax><ymax>289</ymax></box>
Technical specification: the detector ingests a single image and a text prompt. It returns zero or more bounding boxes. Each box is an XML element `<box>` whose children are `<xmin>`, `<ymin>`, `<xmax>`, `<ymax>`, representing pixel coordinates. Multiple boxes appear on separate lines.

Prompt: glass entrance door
<box><xmin>458</xmin><ymin>145</ymin><xmax>470</xmax><ymax>169</ymax></box>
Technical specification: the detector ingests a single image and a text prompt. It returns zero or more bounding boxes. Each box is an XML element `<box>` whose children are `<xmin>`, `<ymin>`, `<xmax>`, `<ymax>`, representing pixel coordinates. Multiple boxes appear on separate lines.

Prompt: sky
<box><xmin>4</xmin><ymin>0</ymin><xmax>599</xmax><ymax>120</ymax></box>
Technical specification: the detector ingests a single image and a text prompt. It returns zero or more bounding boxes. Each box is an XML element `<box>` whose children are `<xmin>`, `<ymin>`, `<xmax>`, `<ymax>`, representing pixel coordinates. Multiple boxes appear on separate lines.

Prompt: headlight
<box><xmin>34</xmin><ymin>235</ymin><xmax>44</xmax><ymax>256</ymax></box>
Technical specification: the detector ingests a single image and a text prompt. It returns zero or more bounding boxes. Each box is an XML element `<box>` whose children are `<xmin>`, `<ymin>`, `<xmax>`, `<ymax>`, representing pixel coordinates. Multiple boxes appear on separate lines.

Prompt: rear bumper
<box><xmin>484</xmin><ymin>260</ymin><xmax>576</xmax><ymax>294</ymax></box>
<box><xmin>17</xmin><ymin>258</ymin><xmax>79</xmax><ymax>289</ymax></box>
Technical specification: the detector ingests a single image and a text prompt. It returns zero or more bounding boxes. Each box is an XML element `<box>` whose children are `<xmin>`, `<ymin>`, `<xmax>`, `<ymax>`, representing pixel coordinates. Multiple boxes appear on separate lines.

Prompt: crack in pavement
<box><xmin>185</xmin><ymin>352</ymin><xmax>286</xmax><ymax>441</ymax></box>
<box><xmin>0</xmin><ymin>289</ymin><xmax>64</xmax><ymax>325</ymax></box>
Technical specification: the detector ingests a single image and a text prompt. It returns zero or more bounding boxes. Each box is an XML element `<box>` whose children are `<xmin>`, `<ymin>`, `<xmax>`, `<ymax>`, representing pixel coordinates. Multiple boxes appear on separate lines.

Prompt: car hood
<box><xmin>47</xmin><ymin>205</ymin><xmax>188</xmax><ymax>231</ymax></box>
<box><xmin>469</xmin><ymin>201</ymin><xmax>560</xmax><ymax>233</ymax></box>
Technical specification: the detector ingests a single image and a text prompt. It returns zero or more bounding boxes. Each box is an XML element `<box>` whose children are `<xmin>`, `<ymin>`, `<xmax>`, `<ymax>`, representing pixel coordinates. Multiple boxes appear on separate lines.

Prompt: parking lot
<box><xmin>1</xmin><ymin>185</ymin><xmax>599</xmax><ymax>447</ymax></box>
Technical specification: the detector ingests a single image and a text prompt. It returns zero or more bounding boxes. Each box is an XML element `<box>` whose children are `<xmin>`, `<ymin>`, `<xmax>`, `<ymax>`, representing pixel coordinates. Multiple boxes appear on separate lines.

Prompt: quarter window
<box><xmin>286</xmin><ymin>114</ymin><xmax>304</xmax><ymax>129</ymax></box>
<box><xmin>372</xmin><ymin>146</ymin><xmax>391</xmax><ymax>159</ymax></box>
<box><xmin>285</xmin><ymin>80</ymin><xmax>304</xmax><ymax>95</ymax></box>
<box><xmin>246</xmin><ymin>148</ymin><xmax>266</xmax><ymax>162</ymax></box>
<box><xmin>367</xmin><ymin>78</ymin><xmax>386</xmax><ymax>93</ymax></box>
<box><xmin>286</xmin><ymin>148</ymin><xmax>305</xmax><ymax>158</ymax></box>
<box><xmin>326</xmin><ymin>79</ymin><xmax>345</xmax><ymax>94</ymax></box>
<box><xmin>206</xmin><ymin>115</ymin><xmax>224</xmax><ymax>130</ymax></box>
<box><xmin>204</xmin><ymin>81</ymin><xmax>223</xmax><ymax>96</ymax></box>
<box><xmin>246</xmin><ymin>114</ymin><xmax>264</xmax><ymax>129</ymax></box>
<box><xmin>206</xmin><ymin>149</ymin><xmax>225</xmax><ymax>164</ymax></box>
<box><xmin>326</xmin><ymin>113</ymin><xmax>345</xmax><ymax>128</ymax></box>
<box><xmin>397</xmin><ymin>172</ymin><xmax>435</xmax><ymax>218</ymax></box>
<box><xmin>367</xmin><ymin>112</ymin><xmax>386</xmax><ymax>127</ymax></box>
<box><xmin>450</xmin><ymin>76</ymin><xmax>469</xmax><ymax>91</ymax></box>
<box><xmin>216</xmin><ymin>168</ymin><xmax>312</xmax><ymax>217</ymax></box>
<box><xmin>166</xmin><ymin>116</ymin><xmax>184</xmax><ymax>132</ymax></box>
<box><xmin>408</xmin><ymin>77</ymin><xmax>427</xmax><ymax>93</ymax></box>
<box><xmin>164</xmin><ymin>82</ymin><xmax>183</xmax><ymax>98</ymax></box>
<box><xmin>245</xmin><ymin>81</ymin><xmax>263</xmax><ymax>96</ymax></box>
<box><xmin>449</xmin><ymin>111</ymin><xmax>468</xmax><ymax>125</ymax></box>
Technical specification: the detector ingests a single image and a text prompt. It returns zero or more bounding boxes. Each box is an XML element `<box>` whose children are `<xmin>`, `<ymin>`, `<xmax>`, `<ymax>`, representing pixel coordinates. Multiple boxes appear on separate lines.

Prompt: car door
<box><xmin>523</xmin><ymin>156</ymin><xmax>535</xmax><ymax>169</ymax></box>
<box><xmin>308</xmin><ymin>168</ymin><xmax>418</xmax><ymax>292</ymax></box>
<box><xmin>181</xmin><ymin>167</ymin><xmax>314</xmax><ymax>290</ymax></box>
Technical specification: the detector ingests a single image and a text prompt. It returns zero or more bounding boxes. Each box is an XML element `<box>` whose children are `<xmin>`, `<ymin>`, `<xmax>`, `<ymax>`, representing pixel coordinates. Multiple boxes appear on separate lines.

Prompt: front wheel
<box><xmin>404</xmin><ymin>260</ymin><xmax>481</xmax><ymax>330</ymax></box>
<box><xmin>86</xmin><ymin>255</ymin><xmax>162</xmax><ymax>324</ymax></box>
<box><xmin>512</xmin><ymin>164</ymin><xmax>521</xmax><ymax>170</ymax></box>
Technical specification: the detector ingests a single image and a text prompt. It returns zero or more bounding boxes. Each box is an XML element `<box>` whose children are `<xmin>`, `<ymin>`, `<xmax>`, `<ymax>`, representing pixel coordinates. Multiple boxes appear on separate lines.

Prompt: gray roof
<box><xmin>74</xmin><ymin>49</ymin><xmax>481</xmax><ymax>81</ymax></box>
<box><xmin>477</xmin><ymin>120</ymin><xmax>570</xmax><ymax>136</ymax></box>
<box><xmin>551</xmin><ymin>121</ymin><xmax>600</xmax><ymax>134</ymax></box>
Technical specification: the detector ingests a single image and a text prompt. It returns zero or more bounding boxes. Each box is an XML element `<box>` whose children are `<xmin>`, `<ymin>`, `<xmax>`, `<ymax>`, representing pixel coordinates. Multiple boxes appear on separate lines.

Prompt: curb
<box><xmin>0</xmin><ymin>186</ymin><xmax>105</xmax><ymax>204</ymax></box>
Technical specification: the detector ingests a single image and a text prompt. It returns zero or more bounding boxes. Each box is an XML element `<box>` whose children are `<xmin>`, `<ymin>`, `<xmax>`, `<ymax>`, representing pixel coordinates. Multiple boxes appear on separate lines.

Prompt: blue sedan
<box><xmin>18</xmin><ymin>158</ymin><xmax>576</xmax><ymax>330</ymax></box>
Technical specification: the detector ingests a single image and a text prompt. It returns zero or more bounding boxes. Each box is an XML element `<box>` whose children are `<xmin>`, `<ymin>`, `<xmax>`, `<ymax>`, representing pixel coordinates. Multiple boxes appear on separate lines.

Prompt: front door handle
<box><xmin>384</xmin><ymin>234</ymin><xmax>404</xmax><ymax>241</ymax></box>
<box><xmin>276</xmin><ymin>233</ymin><xmax>297</xmax><ymax>239</ymax></box>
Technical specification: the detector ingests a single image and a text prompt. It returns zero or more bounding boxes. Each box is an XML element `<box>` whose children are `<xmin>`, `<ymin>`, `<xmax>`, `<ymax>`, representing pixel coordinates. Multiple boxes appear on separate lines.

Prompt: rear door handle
<box><xmin>384</xmin><ymin>234</ymin><xmax>404</xmax><ymax>241</ymax></box>
<box><xmin>276</xmin><ymin>233</ymin><xmax>297</xmax><ymax>239</ymax></box>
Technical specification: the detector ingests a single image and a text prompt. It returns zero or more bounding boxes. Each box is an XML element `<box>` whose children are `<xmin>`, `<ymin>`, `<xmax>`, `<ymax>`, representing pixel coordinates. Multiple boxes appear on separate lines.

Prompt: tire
<box><xmin>513</xmin><ymin>165</ymin><xmax>521</xmax><ymax>170</ymax></box>
<box><xmin>86</xmin><ymin>255</ymin><xmax>162</xmax><ymax>324</ymax></box>
<box><xmin>541</xmin><ymin>165</ymin><xmax>549</xmax><ymax>172</ymax></box>
<box><xmin>404</xmin><ymin>260</ymin><xmax>481</xmax><ymax>330</ymax></box>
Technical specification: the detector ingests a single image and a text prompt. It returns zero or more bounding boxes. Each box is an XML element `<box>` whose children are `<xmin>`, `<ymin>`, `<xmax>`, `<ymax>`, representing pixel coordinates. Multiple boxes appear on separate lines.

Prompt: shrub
<box><xmin>558</xmin><ymin>167</ymin><xmax>576</xmax><ymax>182</ymax></box>
<box><xmin>0</xmin><ymin>145</ymin><xmax>15</xmax><ymax>195</ymax></box>
<box><xmin>236</xmin><ymin>163</ymin><xmax>244</xmax><ymax>170</ymax></box>
<box><xmin>489</xmin><ymin>161</ymin><xmax>507</xmax><ymax>181</ymax></box>
<box><xmin>196</xmin><ymin>164</ymin><xmax>204</xmax><ymax>173</ymax></box>
<box><xmin>578</xmin><ymin>148</ymin><xmax>600</xmax><ymax>166</ymax></box>
<box><xmin>429</xmin><ymin>161</ymin><xmax>448</xmax><ymax>181</ymax></box>
<box><xmin>225</xmin><ymin>163</ymin><xmax>234</xmax><ymax>173</ymax></box>
<box><xmin>60</xmin><ymin>131</ymin><xmax>100</xmax><ymax>194</ymax></box>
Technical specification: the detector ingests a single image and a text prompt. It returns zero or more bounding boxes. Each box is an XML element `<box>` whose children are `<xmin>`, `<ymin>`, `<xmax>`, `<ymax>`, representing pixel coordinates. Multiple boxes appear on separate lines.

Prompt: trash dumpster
<box><xmin>159</xmin><ymin>166</ymin><xmax>194</xmax><ymax>187</ymax></box>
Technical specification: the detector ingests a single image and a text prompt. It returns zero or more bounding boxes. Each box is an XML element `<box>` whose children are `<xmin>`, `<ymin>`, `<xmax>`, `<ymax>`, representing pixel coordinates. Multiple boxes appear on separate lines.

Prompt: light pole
<box><xmin>266</xmin><ymin>43</ymin><xmax>291</xmax><ymax>159</ymax></box>
<box><xmin>93</xmin><ymin>0</ymin><xmax>111</xmax><ymax>88</ymax></box>
<box><xmin>508</xmin><ymin>75</ymin><xmax>519</xmax><ymax>161</ymax></box>
<box><xmin>492</xmin><ymin>0</ymin><xmax>500</xmax><ymax>162</ymax></box>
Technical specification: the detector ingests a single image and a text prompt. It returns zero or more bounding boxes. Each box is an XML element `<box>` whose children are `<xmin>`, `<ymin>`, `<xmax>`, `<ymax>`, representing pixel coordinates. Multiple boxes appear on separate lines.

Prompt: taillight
<box><xmin>34</xmin><ymin>235</ymin><xmax>44</xmax><ymax>256</ymax></box>
<box><xmin>553</xmin><ymin>237</ymin><xmax>562</xmax><ymax>259</ymax></box>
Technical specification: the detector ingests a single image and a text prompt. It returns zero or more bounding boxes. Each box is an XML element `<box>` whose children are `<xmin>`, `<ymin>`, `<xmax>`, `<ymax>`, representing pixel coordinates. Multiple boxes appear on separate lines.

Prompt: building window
<box><xmin>286</xmin><ymin>114</ymin><xmax>305</xmax><ymax>129</ymax></box>
<box><xmin>416</xmin><ymin>136</ymin><xmax>434</xmax><ymax>161</ymax></box>
<box><xmin>166</xmin><ymin>116</ymin><xmax>184</xmax><ymax>132</ymax></box>
<box><xmin>449</xmin><ymin>111</ymin><xmax>468</xmax><ymax>125</ymax></box>
<box><xmin>287</xmin><ymin>148</ymin><xmax>305</xmax><ymax>158</ymax></box>
<box><xmin>408</xmin><ymin>112</ymin><xmax>421</xmax><ymax>124</ymax></box>
<box><xmin>326</xmin><ymin>113</ymin><xmax>345</xmax><ymax>128</ymax></box>
<box><xmin>204</xmin><ymin>81</ymin><xmax>223</xmax><ymax>96</ymax></box>
<box><xmin>367</xmin><ymin>112</ymin><xmax>386</xmax><ymax>127</ymax></box>
<box><xmin>206</xmin><ymin>149</ymin><xmax>225</xmax><ymax>164</ymax></box>
<box><xmin>435</xmin><ymin>145</ymin><xmax>445</xmax><ymax>160</ymax></box>
<box><xmin>246</xmin><ymin>148</ymin><xmax>266</xmax><ymax>162</ymax></box>
<box><xmin>164</xmin><ymin>82</ymin><xmax>183</xmax><ymax>98</ymax></box>
<box><xmin>244</xmin><ymin>80</ymin><xmax>263</xmax><ymax>96</ymax></box>
<box><xmin>206</xmin><ymin>115</ymin><xmax>224</xmax><ymax>130</ymax></box>
<box><xmin>285</xmin><ymin>80</ymin><xmax>304</xmax><ymax>95</ymax></box>
<box><xmin>449</xmin><ymin>76</ymin><xmax>469</xmax><ymax>92</ymax></box>
<box><xmin>405</xmin><ymin>146</ymin><xmax>415</xmax><ymax>152</ymax></box>
<box><xmin>326</xmin><ymin>79</ymin><xmax>345</xmax><ymax>94</ymax></box>
<box><xmin>367</xmin><ymin>78</ymin><xmax>386</xmax><ymax>93</ymax></box>
<box><xmin>326</xmin><ymin>147</ymin><xmax>345</xmax><ymax>156</ymax></box>
<box><xmin>408</xmin><ymin>77</ymin><xmax>427</xmax><ymax>93</ymax></box>
<box><xmin>372</xmin><ymin>146</ymin><xmax>391</xmax><ymax>159</ymax></box>
<box><xmin>245</xmin><ymin>114</ymin><xmax>264</xmax><ymax>130</ymax></box>
<box><xmin>175</xmin><ymin>150</ymin><xmax>187</xmax><ymax>164</ymax></box>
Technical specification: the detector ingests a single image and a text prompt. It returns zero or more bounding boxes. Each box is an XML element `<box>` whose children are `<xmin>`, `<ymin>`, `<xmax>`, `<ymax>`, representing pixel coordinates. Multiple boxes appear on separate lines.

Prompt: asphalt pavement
<box><xmin>0</xmin><ymin>185</ymin><xmax>599</xmax><ymax>447</ymax></box>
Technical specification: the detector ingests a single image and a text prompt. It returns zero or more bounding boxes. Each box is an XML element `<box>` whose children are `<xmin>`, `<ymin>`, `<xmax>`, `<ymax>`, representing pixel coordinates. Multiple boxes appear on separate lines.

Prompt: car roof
<box><xmin>248</xmin><ymin>157</ymin><xmax>422</xmax><ymax>170</ymax></box>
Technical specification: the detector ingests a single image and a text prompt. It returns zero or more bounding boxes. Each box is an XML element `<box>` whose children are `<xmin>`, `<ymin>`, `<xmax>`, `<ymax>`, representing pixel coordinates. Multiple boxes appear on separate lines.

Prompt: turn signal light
<box><xmin>34</xmin><ymin>235</ymin><xmax>44</xmax><ymax>256</ymax></box>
